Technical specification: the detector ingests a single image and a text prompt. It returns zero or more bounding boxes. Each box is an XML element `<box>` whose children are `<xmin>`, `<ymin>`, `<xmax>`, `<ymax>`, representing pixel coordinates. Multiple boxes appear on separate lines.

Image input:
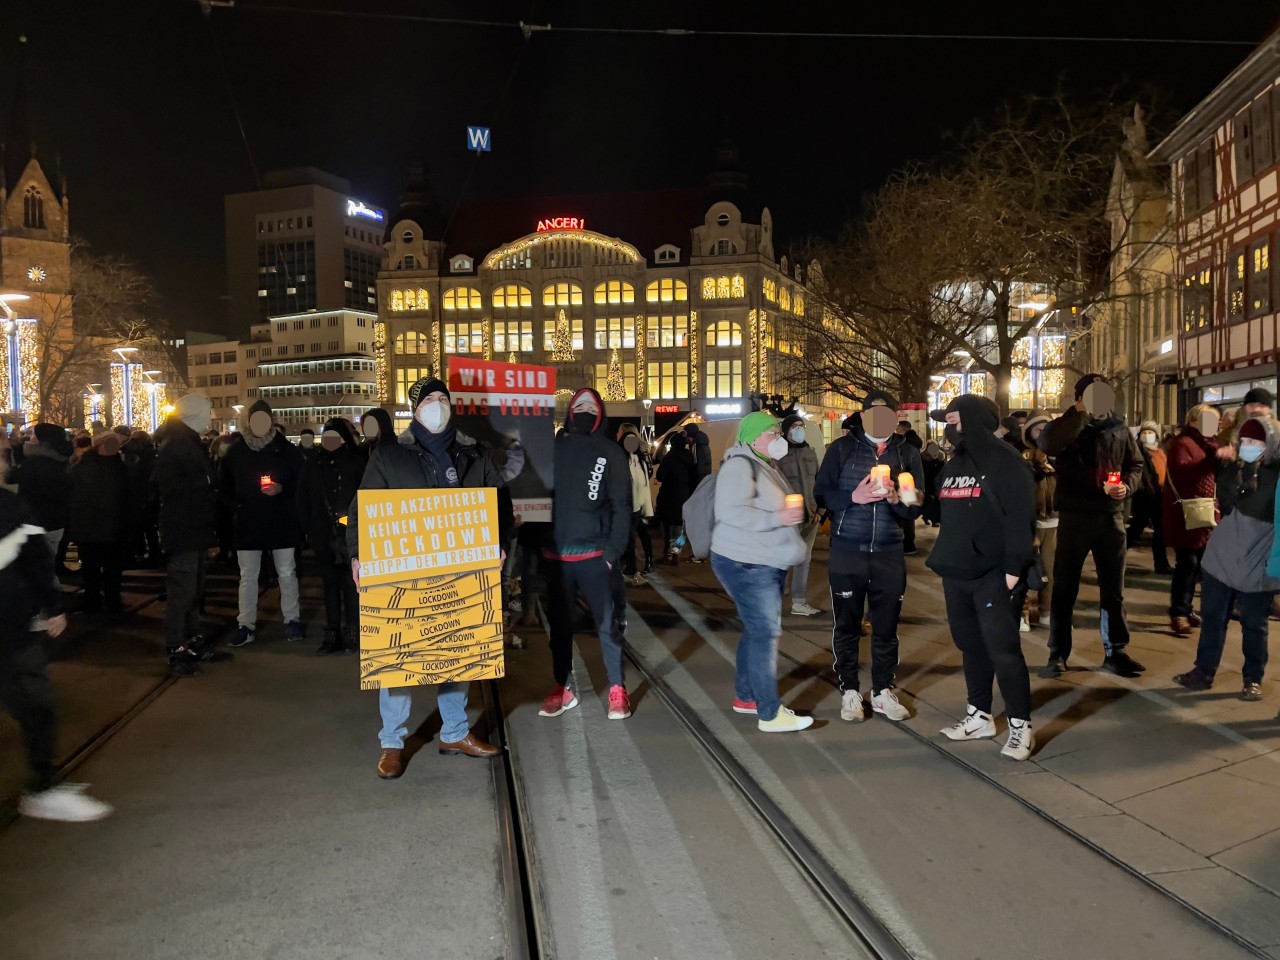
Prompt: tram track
<box><xmin>642</xmin><ymin>566</ymin><xmax>1274</xmax><ymax>960</ymax></box>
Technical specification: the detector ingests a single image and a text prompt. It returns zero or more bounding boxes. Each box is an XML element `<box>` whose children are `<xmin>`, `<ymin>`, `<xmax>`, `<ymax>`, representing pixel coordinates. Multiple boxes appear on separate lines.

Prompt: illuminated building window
<box><xmin>779</xmin><ymin>288</ymin><xmax>791</xmax><ymax>311</ymax></box>
<box><xmin>542</xmin><ymin>282</ymin><xmax>583</xmax><ymax>307</ymax></box>
<box><xmin>443</xmin><ymin>287</ymin><xmax>482</xmax><ymax>310</ymax></box>
<box><xmin>731</xmin><ymin>275</ymin><xmax>745</xmax><ymax>298</ymax></box>
<box><xmin>705</xmin><ymin>359</ymin><xmax>743</xmax><ymax>398</ymax></box>
<box><xmin>594</xmin><ymin>361</ymin><xmax>638</xmax><ymax>399</ymax></box>
<box><xmin>389</xmin><ymin>288</ymin><xmax>430</xmax><ymax>311</ymax></box>
<box><xmin>714</xmin><ymin>276</ymin><xmax>729</xmax><ymax>299</ymax></box>
<box><xmin>23</xmin><ymin>185</ymin><xmax>44</xmax><ymax>229</ymax></box>
<box><xmin>542</xmin><ymin>317</ymin><xmax>584</xmax><ymax>350</ymax></box>
<box><xmin>493</xmin><ymin>284</ymin><xmax>533</xmax><ymax>309</ymax></box>
<box><xmin>594</xmin><ymin>280</ymin><xmax>635</xmax><ymax>306</ymax></box>
<box><xmin>646</xmin><ymin>314</ymin><xmax>689</xmax><ymax>348</ymax></box>
<box><xmin>701</xmin><ymin>277</ymin><xmax>716</xmax><ymax>299</ymax></box>
<box><xmin>1230</xmin><ymin>250</ymin><xmax>1246</xmax><ymax>320</ymax></box>
<box><xmin>647</xmin><ymin>360</ymin><xmax>689</xmax><ymax>399</ymax></box>
<box><xmin>646</xmin><ymin>278</ymin><xmax>688</xmax><ymax>303</ymax></box>
<box><xmin>494</xmin><ymin>321</ymin><xmax>534</xmax><ymax>353</ymax></box>
<box><xmin>594</xmin><ymin>317</ymin><xmax>637</xmax><ymax>349</ymax></box>
<box><xmin>705</xmin><ymin>321</ymin><xmax>742</xmax><ymax>347</ymax></box>
<box><xmin>793</xmin><ymin>292</ymin><xmax>805</xmax><ymax>315</ymax></box>
<box><xmin>1250</xmin><ymin>239</ymin><xmax>1271</xmax><ymax>317</ymax></box>
<box><xmin>763</xmin><ymin>278</ymin><xmax>777</xmax><ymax>302</ymax></box>
<box><xmin>395</xmin><ymin>332</ymin><xmax>430</xmax><ymax>355</ymax></box>
<box><xmin>443</xmin><ymin>323</ymin><xmax>484</xmax><ymax>353</ymax></box>
<box><xmin>395</xmin><ymin>366</ymin><xmax>432</xmax><ymax>405</ymax></box>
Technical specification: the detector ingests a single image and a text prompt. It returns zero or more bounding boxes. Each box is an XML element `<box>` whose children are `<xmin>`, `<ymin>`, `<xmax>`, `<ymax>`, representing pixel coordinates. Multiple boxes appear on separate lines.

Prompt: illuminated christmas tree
<box><xmin>507</xmin><ymin>351</ymin><xmax>518</xmax><ymax>365</ymax></box>
<box><xmin>550</xmin><ymin>308</ymin><xmax>576</xmax><ymax>362</ymax></box>
<box><xmin>604</xmin><ymin>347</ymin><xmax>626</xmax><ymax>401</ymax></box>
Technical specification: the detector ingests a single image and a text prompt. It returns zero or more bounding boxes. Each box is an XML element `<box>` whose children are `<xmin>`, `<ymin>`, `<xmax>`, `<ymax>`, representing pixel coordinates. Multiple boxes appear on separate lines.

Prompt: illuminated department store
<box><xmin>373</xmin><ymin>194</ymin><xmax>821</xmax><ymax>436</ymax></box>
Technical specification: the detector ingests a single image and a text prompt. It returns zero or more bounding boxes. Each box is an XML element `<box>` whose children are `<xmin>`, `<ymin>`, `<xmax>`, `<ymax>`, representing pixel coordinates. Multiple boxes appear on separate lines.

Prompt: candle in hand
<box><xmin>784</xmin><ymin>493</ymin><xmax>804</xmax><ymax>524</ymax></box>
<box><xmin>898</xmin><ymin>471</ymin><xmax>918</xmax><ymax>504</ymax></box>
<box><xmin>871</xmin><ymin>464</ymin><xmax>892</xmax><ymax>494</ymax></box>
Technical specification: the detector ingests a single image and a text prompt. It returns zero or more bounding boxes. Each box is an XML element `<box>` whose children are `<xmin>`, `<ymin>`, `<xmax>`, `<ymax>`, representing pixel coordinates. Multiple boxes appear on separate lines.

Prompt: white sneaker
<box><xmin>1019</xmin><ymin>617</ymin><xmax>1030</xmax><ymax>633</ymax></box>
<box><xmin>1001</xmin><ymin>718</ymin><xmax>1035</xmax><ymax>761</ymax></box>
<box><xmin>871</xmin><ymin>688</ymin><xmax>911</xmax><ymax>721</ymax></box>
<box><xmin>940</xmin><ymin>705</ymin><xmax>997</xmax><ymax>741</ymax></box>
<box><xmin>839</xmin><ymin>690</ymin><xmax>867</xmax><ymax>722</ymax></box>
<box><xmin>758</xmin><ymin>706</ymin><xmax>814</xmax><ymax>732</ymax></box>
<box><xmin>19</xmin><ymin>783</ymin><xmax>113</xmax><ymax>822</ymax></box>
<box><xmin>791</xmin><ymin>601</ymin><xmax>822</xmax><ymax>617</ymax></box>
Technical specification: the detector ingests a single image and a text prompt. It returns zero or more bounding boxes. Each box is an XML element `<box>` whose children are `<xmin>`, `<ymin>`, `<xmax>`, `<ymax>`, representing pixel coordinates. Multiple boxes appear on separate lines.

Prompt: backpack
<box><xmin>682</xmin><ymin>456</ymin><xmax>759</xmax><ymax>560</ymax></box>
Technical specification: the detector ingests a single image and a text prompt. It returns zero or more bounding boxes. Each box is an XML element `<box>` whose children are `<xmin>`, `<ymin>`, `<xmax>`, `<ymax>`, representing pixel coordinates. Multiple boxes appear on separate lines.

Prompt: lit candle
<box><xmin>898</xmin><ymin>471</ymin><xmax>918</xmax><ymax>504</ymax></box>
<box><xmin>784</xmin><ymin>493</ymin><xmax>804</xmax><ymax>523</ymax></box>
<box><xmin>871</xmin><ymin>464</ymin><xmax>892</xmax><ymax>493</ymax></box>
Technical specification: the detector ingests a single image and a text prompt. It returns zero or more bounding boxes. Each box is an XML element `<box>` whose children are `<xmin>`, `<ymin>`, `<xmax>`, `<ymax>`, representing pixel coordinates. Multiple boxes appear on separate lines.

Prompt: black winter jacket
<box><xmin>153</xmin><ymin>420</ymin><xmax>218</xmax><ymax>553</ymax></box>
<box><xmin>5</xmin><ymin>444</ymin><xmax>71</xmax><ymax>530</ymax></box>
<box><xmin>655</xmin><ymin>447</ymin><xmax>698</xmax><ymax>523</ymax></box>
<box><xmin>220</xmin><ymin>431</ymin><xmax>306</xmax><ymax>551</ymax></box>
<box><xmin>298</xmin><ymin>444</ymin><xmax>367</xmax><ymax>562</ymax></box>
<box><xmin>813</xmin><ymin>430</ymin><xmax>923</xmax><ymax>554</ymax></box>
<box><xmin>1039</xmin><ymin>408</ymin><xmax>1142</xmax><ymax>515</ymax></box>
<box><xmin>68</xmin><ymin>452</ymin><xmax>131</xmax><ymax>544</ymax></box>
<box><xmin>346</xmin><ymin>428</ymin><xmax>513</xmax><ymax>555</ymax></box>
<box><xmin>0</xmin><ymin>489</ymin><xmax>61</xmax><ymax>631</ymax></box>
<box><xmin>552</xmin><ymin>388</ymin><xmax>632</xmax><ymax>564</ymax></box>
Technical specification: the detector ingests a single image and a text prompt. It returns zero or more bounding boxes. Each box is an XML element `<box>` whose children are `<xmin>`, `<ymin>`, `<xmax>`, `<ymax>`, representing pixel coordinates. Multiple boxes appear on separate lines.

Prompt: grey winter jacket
<box><xmin>710</xmin><ymin>445</ymin><xmax>806</xmax><ymax>569</ymax></box>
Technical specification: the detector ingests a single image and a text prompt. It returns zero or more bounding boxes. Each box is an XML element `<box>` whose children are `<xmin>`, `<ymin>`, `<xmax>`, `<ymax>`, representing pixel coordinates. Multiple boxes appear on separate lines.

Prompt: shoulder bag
<box><xmin>1166</xmin><ymin>473</ymin><xmax>1217</xmax><ymax>530</ymax></box>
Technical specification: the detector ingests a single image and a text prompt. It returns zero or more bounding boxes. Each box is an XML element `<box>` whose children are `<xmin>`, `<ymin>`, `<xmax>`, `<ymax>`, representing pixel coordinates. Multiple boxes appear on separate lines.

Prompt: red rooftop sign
<box><xmin>536</xmin><ymin>217</ymin><xmax>585</xmax><ymax>232</ymax></box>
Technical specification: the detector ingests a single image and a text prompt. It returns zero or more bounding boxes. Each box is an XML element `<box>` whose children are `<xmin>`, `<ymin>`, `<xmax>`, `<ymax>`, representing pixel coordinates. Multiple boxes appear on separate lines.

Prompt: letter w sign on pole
<box><xmin>466</xmin><ymin>126</ymin><xmax>491</xmax><ymax>153</ymax></box>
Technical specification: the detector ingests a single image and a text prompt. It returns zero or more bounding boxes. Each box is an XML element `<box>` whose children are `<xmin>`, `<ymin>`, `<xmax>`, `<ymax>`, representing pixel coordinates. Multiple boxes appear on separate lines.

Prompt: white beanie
<box><xmin>174</xmin><ymin>394</ymin><xmax>212</xmax><ymax>432</ymax></box>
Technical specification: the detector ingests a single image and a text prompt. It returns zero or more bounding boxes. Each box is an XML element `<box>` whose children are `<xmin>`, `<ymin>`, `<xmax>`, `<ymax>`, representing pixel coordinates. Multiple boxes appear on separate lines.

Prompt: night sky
<box><xmin>5</xmin><ymin>1</ymin><xmax>1279</xmax><ymax>335</ymax></box>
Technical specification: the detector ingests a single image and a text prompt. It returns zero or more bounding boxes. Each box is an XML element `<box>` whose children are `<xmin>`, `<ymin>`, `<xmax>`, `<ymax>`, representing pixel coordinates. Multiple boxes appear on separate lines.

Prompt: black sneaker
<box><xmin>228</xmin><ymin>626</ymin><xmax>255</xmax><ymax>648</ymax></box>
<box><xmin>315</xmin><ymin>629</ymin><xmax>343</xmax><ymax>656</ymax></box>
<box><xmin>167</xmin><ymin>647</ymin><xmax>203</xmax><ymax>678</ymax></box>
<box><xmin>1102</xmin><ymin>651</ymin><xmax>1145</xmax><ymax>678</ymax></box>
<box><xmin>1039</xmin><ymin>656</ymin><xmax>1067</xmax><ymax>678</ymax></box>
<box><xmin>191</xmin><ymin>636</ymin><xmax>234</xmax><ymax>662</ymax></box>
<box><xmin>1173</xmin><ymin>666</ymin><xmax>1213</xmax><ymax>690</ymax></box>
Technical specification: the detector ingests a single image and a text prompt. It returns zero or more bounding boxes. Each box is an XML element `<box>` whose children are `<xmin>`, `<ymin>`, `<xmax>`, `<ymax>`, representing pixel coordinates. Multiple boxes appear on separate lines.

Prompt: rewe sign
<box><xmin>536</xmin><ymin>217</ymin><xmax>585</xmax><ymax>232</ymax></box>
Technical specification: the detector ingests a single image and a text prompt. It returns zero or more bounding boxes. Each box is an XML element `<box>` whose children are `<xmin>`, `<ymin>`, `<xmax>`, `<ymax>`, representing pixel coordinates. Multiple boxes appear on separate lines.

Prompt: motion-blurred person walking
<box><xmin>655</xmin><ymin>433</ymin><xmax>697</xmax><ymax>563</ymax></box>
<box><xmin>5</xmin><ymin>423</ymin><xmax>71</xmax><ymax>569</ymax></box>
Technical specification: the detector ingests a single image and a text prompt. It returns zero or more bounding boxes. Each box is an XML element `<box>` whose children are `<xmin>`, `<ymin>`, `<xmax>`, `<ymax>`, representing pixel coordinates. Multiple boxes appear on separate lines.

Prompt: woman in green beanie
<box><xmin>710</xmin><ymin>411</ymin><xmax>813</xmax><ymax>732</ymax></box>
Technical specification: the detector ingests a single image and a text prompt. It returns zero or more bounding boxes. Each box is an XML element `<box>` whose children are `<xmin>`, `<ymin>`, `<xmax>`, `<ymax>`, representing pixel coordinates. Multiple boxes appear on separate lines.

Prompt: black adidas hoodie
<box><xmin>551</xmin><ymin>387</ymin><xmax>632</xmax><ymax>564</ymax></box>
<box><xmin>926</xmin><ymin>396</ymin><xmax>1036</xmax><ymax>581</ymax></box>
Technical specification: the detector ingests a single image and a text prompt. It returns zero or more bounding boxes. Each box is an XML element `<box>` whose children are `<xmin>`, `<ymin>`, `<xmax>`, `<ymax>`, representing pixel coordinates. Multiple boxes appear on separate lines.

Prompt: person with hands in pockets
<box><xmin>813</xmin><ymin>390</ymin><xmax>924</xmax><ymax>724</ymax></box>
<box><xmin>927</xmin><ymin>395</ymin><xmax>1037</xmax><ymax>761</ymax></box>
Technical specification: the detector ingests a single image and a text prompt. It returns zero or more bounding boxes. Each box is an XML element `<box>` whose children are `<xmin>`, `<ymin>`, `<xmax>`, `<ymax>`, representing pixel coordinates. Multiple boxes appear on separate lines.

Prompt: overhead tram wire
<box><xmin>217</xmin><ymin>4</ymin><xmax>1257</xmax><ymax>47</ymax></box>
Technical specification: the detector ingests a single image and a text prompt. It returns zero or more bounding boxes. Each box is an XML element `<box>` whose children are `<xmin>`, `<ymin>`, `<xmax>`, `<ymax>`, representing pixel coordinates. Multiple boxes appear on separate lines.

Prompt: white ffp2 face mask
<box><xmin>766</xmin><ymin>436</ymin><xmax>790</xmax><ymax>460</ymax></box>
<box><xmin>418</xmin><ymin>401</ymin><xmax>450</xmax><ymax>432</ymax></box>
<box><xmin>789</xmin><ymin>426</ymin><xmax>806</xmax><ymax>443</ymax></box>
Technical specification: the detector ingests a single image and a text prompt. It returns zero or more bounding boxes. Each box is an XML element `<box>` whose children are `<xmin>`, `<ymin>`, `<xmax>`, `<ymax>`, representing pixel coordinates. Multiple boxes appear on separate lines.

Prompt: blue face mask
<box><xmin>1240</xmin><ymin>444</ymin><xmax>1264</xmax><ymax>463</ymax></box>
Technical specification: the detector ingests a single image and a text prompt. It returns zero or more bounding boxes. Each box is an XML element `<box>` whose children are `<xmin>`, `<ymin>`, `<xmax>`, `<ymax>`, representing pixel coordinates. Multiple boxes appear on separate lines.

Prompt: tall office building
<box><xmin>224</xmin><ymin>168</ymin><xmax>387</xmax><ymax>337</ymax></box>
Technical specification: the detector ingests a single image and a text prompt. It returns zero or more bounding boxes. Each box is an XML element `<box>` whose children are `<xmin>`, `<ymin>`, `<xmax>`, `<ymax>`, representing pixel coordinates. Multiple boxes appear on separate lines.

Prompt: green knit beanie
<box><xmin>738</xmin><ymin>411</ymin><xmax>779</xmax><ymax>445</ymax></box>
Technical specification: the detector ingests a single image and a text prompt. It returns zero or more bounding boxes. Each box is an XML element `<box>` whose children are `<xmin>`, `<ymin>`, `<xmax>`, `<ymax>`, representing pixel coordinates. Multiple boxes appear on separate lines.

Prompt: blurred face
<box><xmin>321</xmin><ymin>431</ymin><xmax>343</xmax><ymax>452</ymax></box>
<box><xmin>248</xmin><ymin>411</ymin><xmax>272</xmax><ymax>438</ymax></box>
<box><xmin>863</xmin><ymin>404</ymin><xmax>897</xmax><ymax>439</ymax></box>
<box><xmin>1244</xmin><ymin>402</ymin><xmax>1271</xmax><ymax>419</ymax></box>
<box><xmin>1198</xmin><ymin>409</ymin><xmax>1220</xmax><ymax>436</ymax></box>
<box><xmin>1082</xmin><ymin>381</ymin><xmax>1115</xmax><ymax>417</ymax></box>
<box><xmin>362</xmin><ymin>417</ymin><xmax>380</xmax><ymax>440</ymax></box>
<box><xmin>1027</xmin><ymin>423</ymin><xmax>1044</xmax><ymax>445</ymax></box>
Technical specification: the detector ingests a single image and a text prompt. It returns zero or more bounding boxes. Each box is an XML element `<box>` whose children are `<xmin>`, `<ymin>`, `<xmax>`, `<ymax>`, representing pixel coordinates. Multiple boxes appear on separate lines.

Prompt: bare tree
<box><xmin>24</xmin><ymin>245</ymin><xmax>184</xmax><ymax>425</ymax></box>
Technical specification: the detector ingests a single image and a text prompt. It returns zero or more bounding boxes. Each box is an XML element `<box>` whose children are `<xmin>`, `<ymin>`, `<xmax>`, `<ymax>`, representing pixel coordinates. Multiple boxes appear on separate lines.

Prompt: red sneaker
<box><xmin>732</xmin><ymin>698</ymin><xmax>758</xmax><ymax>714</ymax></box>
<box><xmin>538</xmin><ymin>685</ymin><xmax>578</xmax><ymax>718</ymax></box>
<box><xmin>607</xmin><ymin>684</ymin><xmax>632</xmax><ymax>720</ymax></box>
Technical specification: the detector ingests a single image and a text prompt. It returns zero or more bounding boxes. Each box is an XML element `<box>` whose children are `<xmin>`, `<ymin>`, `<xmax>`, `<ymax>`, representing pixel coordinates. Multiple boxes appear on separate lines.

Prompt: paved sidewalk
<box><xmin>650</xmin><ymin>524</ymin><xmax>1280</xmax><ymax>953</ymax></box>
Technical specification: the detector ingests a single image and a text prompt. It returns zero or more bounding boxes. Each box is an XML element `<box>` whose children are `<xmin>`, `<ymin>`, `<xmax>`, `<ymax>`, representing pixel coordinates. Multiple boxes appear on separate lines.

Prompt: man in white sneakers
<box><xmin>925</xmin><ymin>395</ymin><xmax>1037</xmax><ymax>761</ymax></box>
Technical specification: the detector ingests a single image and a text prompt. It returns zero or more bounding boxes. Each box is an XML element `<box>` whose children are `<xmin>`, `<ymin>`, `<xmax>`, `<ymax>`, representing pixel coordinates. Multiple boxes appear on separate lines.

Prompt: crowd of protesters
<box><xmin>6</xmin><ymin>367</ymin><xmax>1280</xmax><ymax>817</ymax></box>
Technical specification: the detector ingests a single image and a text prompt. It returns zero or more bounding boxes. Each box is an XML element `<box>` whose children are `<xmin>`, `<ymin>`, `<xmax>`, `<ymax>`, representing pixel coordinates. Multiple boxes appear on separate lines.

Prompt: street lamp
<box><xmin>231</xmin><ymin>403</ymin><xmax>244</xmax><ymax>432</ymax></box>
<box><xmin>641</xmin><ymin>397</ymin><xmax>653</xmax><ymax>439</ymax></box>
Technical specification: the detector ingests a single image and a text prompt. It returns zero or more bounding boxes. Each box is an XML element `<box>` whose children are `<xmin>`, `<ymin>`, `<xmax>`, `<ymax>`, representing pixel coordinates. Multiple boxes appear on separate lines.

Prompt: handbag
<box><xmin>1026</xmin><ymin>550</ymin><xmax>1048</xmax><ymax>591</ymax></box>
<box><xmin>1166</xmin><ymin>474</ymin><xmax>1217</xmax><ymax>530</ymax></box>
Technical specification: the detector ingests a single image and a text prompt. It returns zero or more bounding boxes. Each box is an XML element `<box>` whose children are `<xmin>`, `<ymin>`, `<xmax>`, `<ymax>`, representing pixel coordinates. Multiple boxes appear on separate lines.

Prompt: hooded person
<box><xmin>360</xmin><ymin>407</ymin><xmax>395</xmax><ymax>450</ymax></box>
<box><xmin>221</xmin><ymin>398</ymin><xmax>307</xmax><ymax>646</ymax></box>
<box><xmin>1038</xmin><ymin>374</ymin><xmax>1145</xmax><ymax>678</ymax></box>
<box><xmin>1174</xmin><ymin>415</ymin><xmax>1280</xmax><ymax>701</ymax></box>
<box><xmin>1019</xmin><ymin>411</ymin><xmax>1058</xmax><ymax>628</ymax></box>
<box><xmin>927</xmin><ymin>394</ymin><xmax>1037</xmax><ymax>760</ymax></box>
<box><xmin>684</xmin><ymin>421</ymin><xmax>712</xmax><ymax>482</ymax></box>
<box><xmin>1127</xmin><ymin>418</ymin><xmax>1171</xmax><ymax>574</ymax></box>
<box><xmin>775</xmin><ymin>413</ymin><xmax>822</xmax><ymax>616</ymax></box>
<box><xmin>709</xmin><ymin>411</ymin><xmax>812</xmax><ymax>732</ymax></box>
<box><xmin>152</xmin><ymin>393</ymin><xmax>232</xmax><ymax>677</ymax></box>
<box><xmin>538</xmin><ymin>386</ymin><xmax>634</xmax><ymax>722</ymax></box>
<box><xmin>813</xmin><ymin>389</ymin><xmax>924</xmax><ymax>722</ymax></box>
<box><xmin>298</xmin><ymin>417</ymin><xmax>367</xmax><ymax>655</ymax></box>
<box><xmin>655</xmin><ymin>431</ymin><xmax>698</xmax><ymax>561</ymax></box>
<box><xmin>346</xmin><ymin>376</ymin><xmax>511</xmax><ymax>775</ymax></box>
<box><xmin>5</xmin><ymin>422</ymin><xmax>71</xmax><ymax>562</ymax></box>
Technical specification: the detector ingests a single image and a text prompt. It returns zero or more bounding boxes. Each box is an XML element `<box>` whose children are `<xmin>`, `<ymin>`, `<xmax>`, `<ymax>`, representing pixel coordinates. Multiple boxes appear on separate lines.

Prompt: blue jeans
<box><xmin>1194</xmin><ymin>572</ymin><xmax>1271</xmax><ymax>684</ymax></box>
<box><xmin>378</xmin><ymin>682</ymin><xmax>470</xmax><ymax>748</ymax></box>
<box><xmin>710</xmin><ymin>552</ymin><xmax>786</xmax><ymax>721</ymax></box>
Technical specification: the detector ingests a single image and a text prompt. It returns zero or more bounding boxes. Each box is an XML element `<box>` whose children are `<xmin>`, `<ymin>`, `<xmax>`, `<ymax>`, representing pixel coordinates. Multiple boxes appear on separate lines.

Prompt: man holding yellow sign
<box><xmin>346</xmin><ymin>376</ymin><xmax>513</xmax><ymax>779</ymax></box>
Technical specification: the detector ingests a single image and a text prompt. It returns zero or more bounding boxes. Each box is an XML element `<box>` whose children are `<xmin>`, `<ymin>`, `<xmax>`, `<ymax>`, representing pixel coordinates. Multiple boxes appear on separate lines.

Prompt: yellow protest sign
<box><xmin>355</xmin><ymin>488</ymin><xmax>501</xmax><ymax>588</ymax></box>
<box><xmin>354</xmin><ymin>486</ymin><xmax>505</xmax><ymax>689</ymax></box>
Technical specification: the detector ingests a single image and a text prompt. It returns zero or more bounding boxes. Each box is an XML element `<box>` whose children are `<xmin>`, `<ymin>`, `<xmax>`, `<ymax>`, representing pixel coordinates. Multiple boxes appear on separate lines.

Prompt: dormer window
<box><xmin>655</xmin><ymin>244</ymin><xmax>680</xmax><ymax>264</ymax></box>
<box><xmin>712</xmin><ymin>239</ymin><xmax>737</xmax><ymax>256</ymax></box>
<box><xmin>716</xmin><ymin>212</ymin><xmax>731</xmax><ymax>227</ymax></box>
<box><xmin>451</xmin><ymin>255</ymin><xmax>473</xmax><ymax>273</ymax></box>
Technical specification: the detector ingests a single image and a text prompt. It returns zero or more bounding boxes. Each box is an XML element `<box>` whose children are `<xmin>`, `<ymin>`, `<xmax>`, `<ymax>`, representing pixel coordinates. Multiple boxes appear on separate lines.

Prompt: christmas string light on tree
<box><xmin>507</xmin><ymin>352</ymin><xmax>518</xmax><ymax>365</ymax></box>
<box><xmin>604</xmin><ymin>347</ymin><xmax>626</xmax><ymax>401</ymax></box>
<box><xmin>550</xmin><ymin>308</ymin><xmax>576</xmax><ymax>362</ymax></box>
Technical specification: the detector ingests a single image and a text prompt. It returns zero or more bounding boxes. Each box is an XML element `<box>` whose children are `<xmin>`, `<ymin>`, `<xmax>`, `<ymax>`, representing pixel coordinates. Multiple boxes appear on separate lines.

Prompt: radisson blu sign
<box><xmin>346</xmin><ymin>199</ymin><xmax>385</xmax><ymax>223</ymax></box>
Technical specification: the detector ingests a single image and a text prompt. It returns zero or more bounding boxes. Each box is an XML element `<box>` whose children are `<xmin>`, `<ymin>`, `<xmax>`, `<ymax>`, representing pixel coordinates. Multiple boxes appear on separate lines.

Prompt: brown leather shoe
<box><xmin>377</xmin><ymin>748</ymin><xmax>404</xmax><ymax>779</ymax></box>
<box><xmin>1170</xmin><ymin>616</ymin><xmax>1192</xmax><ymax>637</ymax></box>
<box><xmin>439</xmin><ymin>732</ymin><xmax>500</xmax><ymax>758</ymax></box>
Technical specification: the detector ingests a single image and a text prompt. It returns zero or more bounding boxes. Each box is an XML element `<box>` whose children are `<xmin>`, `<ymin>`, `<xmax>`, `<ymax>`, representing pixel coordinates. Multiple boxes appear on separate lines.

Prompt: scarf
<box><xmin>409</xmin><ymin>421</ymin><xmax>460</xmax><ymax>487</ymax></box>
<box><xmin>244</xmin><ymin>427</ymin><xmax>277</xmax><ymax>453</ymax></box>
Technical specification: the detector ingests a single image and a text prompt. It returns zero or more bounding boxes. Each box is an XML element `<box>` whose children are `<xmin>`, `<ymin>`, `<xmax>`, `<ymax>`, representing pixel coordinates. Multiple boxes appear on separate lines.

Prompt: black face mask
<box><xmin>944</xmin><ymin>424</ymin><xmax>963</xmax><ymax>448</ymax></box>
<box><xmin>571</xmin><ymin>412</ymin><xmax>598</xmax><ymax>434</ymax></box>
